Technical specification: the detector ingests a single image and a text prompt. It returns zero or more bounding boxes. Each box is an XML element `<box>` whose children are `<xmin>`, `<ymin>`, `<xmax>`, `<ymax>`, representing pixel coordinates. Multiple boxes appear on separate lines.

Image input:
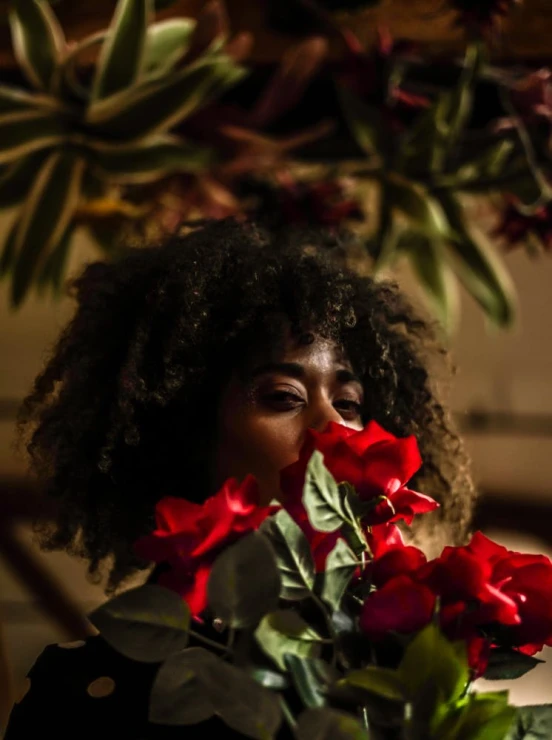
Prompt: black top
<box><xmin>4</xmin><ymin>629</ymin><xmax>291</xmax><ymax>739</ymax></box>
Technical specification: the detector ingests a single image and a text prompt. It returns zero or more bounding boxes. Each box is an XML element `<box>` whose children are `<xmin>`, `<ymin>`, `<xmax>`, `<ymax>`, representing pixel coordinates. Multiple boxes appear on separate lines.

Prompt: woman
<box><xmin>4</xmin><ymin>218</ymin><xmax>474</xmax><ymax>738</ymax></box>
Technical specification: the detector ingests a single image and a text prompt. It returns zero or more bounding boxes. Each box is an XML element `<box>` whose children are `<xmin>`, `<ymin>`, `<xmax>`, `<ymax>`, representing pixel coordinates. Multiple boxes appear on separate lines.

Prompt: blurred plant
<box><xmin>0</xmin><ymin>0</ymin><xmax>551</xmax><ymax>334</ymax></box>
<box><xmin>0</xmin><ymin>0</ymin><xmax>247</xmax><ymax>306</ymax></box>
<box><xmin>450</xmin><ymin>0</ymin><xmax>521</xmax><ymax>32</ymax></box>
<box><xmin>494</xmin><ymin>196</ymin><xmax>552</xmax><ymax>254</ymax></box>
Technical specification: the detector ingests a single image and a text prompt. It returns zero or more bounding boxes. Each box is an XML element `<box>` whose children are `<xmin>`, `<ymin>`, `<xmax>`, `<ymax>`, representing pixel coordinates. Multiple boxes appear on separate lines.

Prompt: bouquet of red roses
<box><xmin>89</xmin><ymin>421</ymin><xmax>552</xmax><ymax>739</ymax></box>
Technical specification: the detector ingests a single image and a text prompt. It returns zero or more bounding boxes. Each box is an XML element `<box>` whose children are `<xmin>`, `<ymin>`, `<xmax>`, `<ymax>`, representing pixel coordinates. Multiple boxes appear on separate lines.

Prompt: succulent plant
<box><xmin>0</xmin><ymin>0</ymin><xmax>247</xmax><ymax>306</ymax></box>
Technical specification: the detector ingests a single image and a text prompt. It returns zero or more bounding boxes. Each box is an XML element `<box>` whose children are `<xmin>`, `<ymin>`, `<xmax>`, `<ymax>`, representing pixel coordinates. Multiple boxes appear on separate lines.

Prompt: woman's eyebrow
<box><xmin>251</xmin><ymin>362</ymin><xmax>305</xmax><ymax>378</ymax></box>
<box><xmin>336</xmin><ymin>368</ymin><xmax>362</xmax><ymax>386</ymax></box>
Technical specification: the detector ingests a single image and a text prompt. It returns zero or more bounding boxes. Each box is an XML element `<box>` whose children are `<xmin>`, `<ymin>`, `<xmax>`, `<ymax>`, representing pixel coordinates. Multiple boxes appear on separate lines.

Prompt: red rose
<box><xmin>281</xmin><ymin>420</ymin><xmax>438</xmax><ymax>528</ymax></box>
<box><xmin>360</xmin><ymin>575</ymin><xmax>436</xmax><ymax>640</ymax></box>
<box><xmin>417</xmin><ymin>546</ymin><xmax>520</xmax><ymax>628</ymax></box>
<box><xmin>134</xmin><ymin>476</ymin><xmax>276</xmax><ymax>615</ymax></box>
<box><xmin>366</xmin><ymin>521</ymin><xmax>406</xmax><ymax>557</ymax></box>
<box><xmin>370</xmin><ymin>546</ymin><xmax>428</xmax><ymax>589</ymax></box>
<box><xmin>466</xmin><ymin>532</ymin><xmax>552</xmax><ymax>653</ymax></box>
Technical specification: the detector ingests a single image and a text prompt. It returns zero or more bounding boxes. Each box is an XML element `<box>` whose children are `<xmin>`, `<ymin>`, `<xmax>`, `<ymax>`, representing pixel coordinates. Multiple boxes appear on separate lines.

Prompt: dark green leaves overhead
<box><xmin>92</xmin><ymin>0</ymin><xmax>153</xmax><ymax>101</ymax></box>
<box><xmin>10</xmin><ymin>0</ymin><xmax>65</xmax><ymax>91</ymax></box>
<box><xmin>10</xmin><ymin>149</ymin><xmax>84</xmax><ymax>307</ymax></box>
<box><xmin>1</xmin><ymin>0</ymin><xmax>247</xmax><ymax>308</ymax></box>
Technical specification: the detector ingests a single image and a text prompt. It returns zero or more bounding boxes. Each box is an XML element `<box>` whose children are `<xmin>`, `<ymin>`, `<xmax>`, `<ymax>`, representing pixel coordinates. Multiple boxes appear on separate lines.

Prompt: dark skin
<box><xmin>214</xmin><ymin>335</ymin><xmax>364</xmax><ymax>505</ymax></box>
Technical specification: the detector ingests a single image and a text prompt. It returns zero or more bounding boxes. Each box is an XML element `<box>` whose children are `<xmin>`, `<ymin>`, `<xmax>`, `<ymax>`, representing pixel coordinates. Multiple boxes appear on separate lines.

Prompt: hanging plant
<box><xmin>0</xmin><ymin>0</ymin><xmax>247</xmax><ymax>307</ymax></box>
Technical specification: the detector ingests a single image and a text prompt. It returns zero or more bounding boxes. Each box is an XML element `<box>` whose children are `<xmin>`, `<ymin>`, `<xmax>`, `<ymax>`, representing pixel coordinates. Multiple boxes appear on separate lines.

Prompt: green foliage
<box><xmin>149</xmin><ymin>646</ymin><xmax>283</xmax><ymax>738</ymax></box>
<box><xmin>207</xmin><ymin>531</ymin><xmax>281</xmax><ymax>628</ymax></box>
<box><xmin>88</xmin><ymin>584</ymin><xmax>191</xmax><ymax>663</ymax></box>
<box><xmin>504</xmin><ymin>704</ymin><xmax>552</xmax><ymax>739</ymax></box>
<box><xmin>260</xmin><ymin>508</ymin><xmax>316</xmax><ymax>600</ymax></box>
<box><xmin>0</xmin><ymin>0</ymin><xmax>246</xmax><ymax>307</ymax></box>
<box><xmin>255</xmin><ymin>610</ymin><xmax>324</xmax><ymax>671</ymax></box>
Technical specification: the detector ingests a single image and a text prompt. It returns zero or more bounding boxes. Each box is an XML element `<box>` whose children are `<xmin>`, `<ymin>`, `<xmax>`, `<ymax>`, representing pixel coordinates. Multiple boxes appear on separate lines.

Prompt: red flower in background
<box><xmin>494</xmin><ymin>196</ymin><xmax>552</xmax><ymax>253</ymax></box>
<box><xmin>134</xmin><ymin>477</ymin><xmax>276</xmax><ymax>615</ymax></box>
<box><xmin>465</xmin><ymin>532</ymin><xmax>552</xmax><ymax>654</ymax></box>
<box><xmin>360</xmin><ymin>530</ymin><xmax>552</xmax><ymax>675</ymax></box>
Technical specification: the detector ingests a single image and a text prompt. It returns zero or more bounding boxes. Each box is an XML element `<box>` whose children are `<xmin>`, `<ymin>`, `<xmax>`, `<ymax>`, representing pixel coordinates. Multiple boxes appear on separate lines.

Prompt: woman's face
<box><xmin>214</xmin><ymin>334</ymin><xmax>364</xmax><ymax>504</ymax></box>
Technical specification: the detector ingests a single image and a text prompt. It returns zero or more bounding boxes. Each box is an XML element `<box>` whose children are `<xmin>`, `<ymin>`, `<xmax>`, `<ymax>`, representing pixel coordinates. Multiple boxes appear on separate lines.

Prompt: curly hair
<box><xmin>16</xmin><ymin>218</ymin><xmax>475</xmax><ymax>593</ymax></box>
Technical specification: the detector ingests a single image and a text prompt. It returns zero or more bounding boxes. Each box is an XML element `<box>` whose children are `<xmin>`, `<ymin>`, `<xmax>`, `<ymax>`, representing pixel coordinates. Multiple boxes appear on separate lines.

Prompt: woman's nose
<box><xmin>308</xmin><ymin>400</ymin><xmax>344</xmax><ymax>432</ymax></box>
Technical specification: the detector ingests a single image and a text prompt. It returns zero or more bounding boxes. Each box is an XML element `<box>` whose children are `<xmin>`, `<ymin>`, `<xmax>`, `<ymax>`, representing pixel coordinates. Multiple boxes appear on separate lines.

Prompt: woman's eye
<box><xmin>334</xmin><ymin>399</ymin><xmax>362</xmax><ymax>419</ymax></box>
<box><xmin>263</xmin><ymin>391</ymin><xmax>304</xmax><ymax>410</ymax></box>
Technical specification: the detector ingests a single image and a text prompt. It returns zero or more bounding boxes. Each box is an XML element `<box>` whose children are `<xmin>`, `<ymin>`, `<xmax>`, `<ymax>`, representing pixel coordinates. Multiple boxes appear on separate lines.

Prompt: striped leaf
<box><xmin>9</xmin><ymin>0</ymin><xmax>65</xmax><ymax>91</ymax></box>
<box><xmin>397</xmin><ymin>230</ymin><xmax>459</xmax><ymax>333</ymax></box>
<box><xmin>0</xmin><ymin>220</ymin><xmax>18</xmax><ymax>278</ymax></box>
<box><xmin>0</xmin><ymin>111</ymin><xmax>66</xmax><ymax>165</ymax></box>
<box><xmin>35</xmin><ymin>223</ymin><xmax>74</xmax><ymax>297</ymax></box>
<box><xmin>10</xmin><ymin>150</ymin><xmax>85</xmax><ymax>307</ymax></box>
<box><xmin>91</xmin><ymin>0</ymin><xmax>153</xmax><ymax>101</ymax></box>
<box><xmin>143</xmin><ymin>19</ymin><xmax>196</xmax><ymax>78</ymax></box>
<box><xmin>438</xmin><ymin>192</ymin><xmax>516</xmax><ymax>327</ymax></box>
<box><xmin>88</xmin><ymin>135</ymin><xmax>215</xmax><ymax>183</ymax></box>
<box><xmin>0</xmin><ymin>150</ymin><xmax>49</xmax><ymax>209</ymax></box>
<box><xmin>0</xmin><ymin>84</ymin><xmax>62</xmax><ymax>115</ymax></box>
<box><xmin>86</xmin><ymin>55</ymin><xmax>247</xmax><ymax>141</ymax></box>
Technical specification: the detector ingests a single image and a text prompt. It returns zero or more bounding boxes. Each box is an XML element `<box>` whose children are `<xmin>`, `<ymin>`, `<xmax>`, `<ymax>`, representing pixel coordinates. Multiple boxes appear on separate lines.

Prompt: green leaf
<box><xmin>437</xmin><ymin>191</ymin><xmax>516</xmax><ymax>328</ymax></box>
<box><xmin>0</xmin><ymin>150</ymin><xmax>49</xmax><ymax>209</ymax></box>
<box><xmin>339</xmin><ymin>666</ymin><xmax>406</xmax><ymax>703</ymax></box>
<box><xmin>88</xmin><ymin>584</ymin><xmax>191</xmax><ymax>663</ymax></box>
<box><xmin>399</xmin><ymin>624</ymin><xmax>469</xmax><ymax>706</ymax></box>
<box><xmin>10</xmin><ymin>149</ymin><xmax>84</xmax><ymax>307</ymax></box>
<box><xmin>397</xmin><ymin>230</ymin><xmax>459</xmax><ymax>333</ymax></box>
<box><xmin>435</xmin><ymin>692</ymin><xmax>515</xmax><ymax>740</ymax></box>
<box><xmin>91</xmin><ymin>0</ymin><xmax>153</xmax><ymax>101</ymax></box>
<box><xmin>86</xmin><ymin>54</ymin><xmax>247</xmax><ymax>141</ymax></box>
<box><xmin>0</xmin><ymin>219</ymin><xmax>18</xmax><ymax>279</ymax></box>
<box><xmin>250</xmin><ymin>667</ymin><xmax>289</xmax><ymax>691</ymax></box>
<box><xmin>207</xmin><ymin>531</ymin><xmax>280</xmax><ymax>628</ymax></box>
<box><xmin>504</xmin><ymin>704</ymin><xmax>552</xmax><ymax>739</ymax></box>
<box><xmin>302</xmin><ymin>450</ymin><xmax>351</xmax><ymax>533</ymax></box>
<box><xmin>149</xmin><ymin>647</ymin><xmax>217</xmax><ymax>725</ymax></box>
<box><xmin>337</xmin><ymin>85</ymin><xmax>384</xmax><ymax>159</ymax></box>
<box><xmin>483</xmin><ymin>648</ymin><xmax>544</xmax><ymax>681</ymax></box>
<box><xmin>9</xmin><ymin>0</ymin><xmax>65</xmax><ymax>91</ymax></box>
<box><xmin>35</xmin><ymin>222</ymin><xmax>73</xmax><ymax>297</ymax></box>
<box><xmin>438</xmin><ymin>41</ymin><xmax>483</xmax><ymax>157</ymax></box>
<box><xmin>87</xmin><ymin>134</ymin><xmax>215</xmax><ymax>183</ymax></box>
<box><xmin>150</xmin><ymin>646</ymin><xmax>282</xmax><ymax>738</ymax></box>
<box><xmin>320</xmin><ymin>538</ymin><xmax>357</xmax><ymax>611</ymax></box>
<box><xmin>456</xmin><ymin>139</ymin><xmax>516</xmax><ymax>185</ymax></box>
<box><xmin>143</xmin><ymin>18</ymin><xmax>196</xmax><ymax>77</ymax></box>
<box><xmin>386</xmin><ymin>175</ymin><xmax>451</xmax><ymax>240</ymax></box>
<box><xmin>296</xmin><ymin>708</ymin><xmax>368</xmax><ymax>739</ymax></box>
<box><xmin>255</xmin><ymin>610</ymin><xmax>323</xmax><ymax>671</ymax></box>
<box><xmin>260</xmin><ymin>508</ymin><xmax>316</xmax><ymax>600</ymax></box>
<box><xmin>0</xmin><ymin>112</ymin><xmax>66</xmax><ymax>165</ymax></box>
<box><xmin>0</xmin><ymin>83</ymin><xmax>62</xmax><ymax>115</ymax></box>
<box><xmin>284</xmin><ymin>655</ymin><xmax>338</xmax><ymax>709</ymax></box>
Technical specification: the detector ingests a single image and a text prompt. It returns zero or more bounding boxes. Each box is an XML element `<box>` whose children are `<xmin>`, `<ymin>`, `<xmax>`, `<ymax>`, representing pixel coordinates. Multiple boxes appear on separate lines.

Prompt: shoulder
<box><xmin>4</xmin><ymin>635</ymin><xmax>158</xmax><ymax>738</ymax></box>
